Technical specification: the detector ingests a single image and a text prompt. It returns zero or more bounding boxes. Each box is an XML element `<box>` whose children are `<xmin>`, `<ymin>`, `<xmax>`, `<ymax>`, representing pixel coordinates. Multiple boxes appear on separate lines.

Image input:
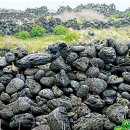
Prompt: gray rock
<box><xmin>47</xmin><ymin>107</ymin><xmax>71</xmax><ymax>130</ymax></box>
<box><xmin>50</xmin><ymin>56</ymin><xmax>67</xmax><ymax>71</ymax></box>
<box><xmin>14</xmin><ymin>47</ymin><xmax>28</xmax><ymax>58</ymax></box>
<box><xmin>72</xmin><ymin>113</ymin><xmax>104</xmax><ymax>130</ymax></box>
<box><xmin>35</xmin><ymin>115</ymin><xmax>48</xmax><ymax>125</ymax></box>
<box><xmin>114</xmin><ymin>43</ymin><xmax>128</xmax><ymax>56</ymax></box>
<box><xmin>98</xmin><ymin>73</ymin><xmax>108</xmax><ymax>81</ymax></box>
<box><xmin>86</xmin><ymin>78</ymin><xmax>107</xmax><ymax>94</ymax></box>
<box><xmin>0</xmin><ymin>97</ymin><xmax>32</xmax><ymax>118</ymax></box>
<box><xmin>86</xmin><ymin>95</ymin><xmax>105</xmax><ymax>110</ymax></box>
<box><xmin>99</xmin><ymin>47</ymin><xmax>116</xmax><ymax>63</ymax></box>
<box><xmin>106</xmin><ymin>103</ymin><xmax>128</xmax><ymax>123</ymax></box>
<box><xmin>118</xmin><ymin>83</ymin><xmax>130</xmax><ymax>92</ymax></box>
<box><xmin>5</xmin><ymin>52</ymin><xmax>15</xmax><ymax>63</ymax></box>
<box><xmin>48</xmin><ymin>43</ymin><xmax>59</xmax><ymax>53</ymax></box>
<box><xmin>56</xmin><ymin>69</ymin><xmax>70</xmax><ymax>87</ymax></box>
<box><xmin>40</xmin><ymin>77</ymin><xmax>55</xmax><ymax>87</ymax></box>
<box><xmin>16</xmin><ymin>53</ymin><xmax>53</xmax><ymax>68</ymax></box>
<box><xmin>66</xmin><ymin>52</ymin><xmax>78</xmax><ymax>63</ymax></box>
<box><xmin>25</xmin><ymin>79</ymin><xmax>41</xmax><ymax>94</ymax></box>
<box><xmin>38</xmin><ymin>89</ymin><xmax>54</xmax><ymax>99</ymax></box>
<box><xmin>122</xmin><ymin>72</ymin><xmax>130</xmax><ymax>83</ymax></box>
<box><xmin>34</xmin><ymin>70</ymin><xmax>45</xmax><ymax>80</ymax></box>
<box><xmin>0</xmin><ymin>92</ymin><xmax>10</xmax><ymax>102</ymax></box>
<box><xmin>16</xmin><ymin>74</ymin><xmax>25</xmax><ymax>81</ymax></box>
<box><xmin>121</xmin><ymin>92</ymin><xmax>130</xmax><ymax>100</ymax></box>
<box><xmin>6</xmin><ymin>78</ymin><xmax>24</xmax><ymax>94</ymax></box>
<box><xmin>0</xmin><ymin>83</ymin><xmax>5</xmax><ymax>92</ymax></box>
<box><xmin>72</xmin><ymin>46</ymin><xmax>85</xmax><ymax>52</ymax></box>
<box><xmin>72</xmin><ymin>57</ymin><xmax>89</xmax><ymax>71</ymax></box>
<box><xmin>76</xmin><ymin>72</ymin><xmax>87</xmax><ymax>80</ymax></box>
<box><xmin>9</xmin><ymin>113</ymin><xmax>35</xmax><ymax>128</ymax></box>
<box><xmin>102</xmin><ymin>89</ymin><xmax>117</xmax><ymax>104</ymax></box>
<box><xmin>0</xmin><ymin>57</ymin><xmax>7</xmax><ymax>67</ymax></box>
<box><xmin>32</xmin><ymin>125</ymin><xmax>50</xmax><ymax>130</ymax></box>
<box><xmin>70</xmin><ymin>80</ymin><xmax>80</xmax><ymax>91</ymax></box>
<box><xmin>107</xmin><ymin>75</ymin><xmax>124</xmax><ymax>84</ymax></box>
<box><xmin>24</xmin><ymin>68</ymin><xmax>39</xmax><ymax>76</ymax></box>
<box><xmin>86</xmin><ymin>67</ymin><xmax>100</xmax><ymax>78</ymax></box>
<box><xmin>104</xmin><ymin>119</ymin><xmax>116</xmax><ymax>130</ymax></box>
<box><xmin>76</xmin><ymin>85</ymin><xmax>89</xmax><ymax>99</ymax></box>
<box><xmin>80</xmin><ymin>45</ymin><xmax>96</xmax><ymax>58</ymax></box>
<box><xmin>62</xmin><ymin>87</ymin><xmax>73</xmax><ymax>95</ymax></box>
<box><xmin>52</xmin><ymin>85</ymin><xmax>63</xmax><ymax>97</ymax></box>
<box><xmin>90</xmin><ymin>58</ymin><xmax>105</xmax><ymax>69</ymax></box>
<box><xmin>18</xmin><ymin>88</ymin><xmax>32</xmax><ymax>98</ymax></box>
<box><xmin>0</xmin><ymin>100</ymin><xmax>5</xmax><ymax>110</ymax></box>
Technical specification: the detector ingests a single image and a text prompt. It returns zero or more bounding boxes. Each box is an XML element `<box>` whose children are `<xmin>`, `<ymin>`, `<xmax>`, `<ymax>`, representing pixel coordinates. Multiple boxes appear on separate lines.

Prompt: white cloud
<box><xmin>0</xmin><ymin>0</ymin><xmax>129</xmax><ymax>11</ymax></box>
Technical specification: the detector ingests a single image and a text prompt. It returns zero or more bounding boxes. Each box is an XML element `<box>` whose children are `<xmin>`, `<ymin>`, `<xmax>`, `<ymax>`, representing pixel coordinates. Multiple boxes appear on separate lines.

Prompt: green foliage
<box><xmin>77</xmin><ymin>21</ymin><xmax>83</xmax><ymax>25</ymax></box>
<box><xmin>31</xmin><ymin>26</ymin><xmax>46</xmax><ymax>37</ymax></box>
<box><xmin>109</xmin><ymin>15</ymin><xmax>120</xmax><ymax>21</ymax></box>
<box><xmin>63</xmin><ymin>32</ymin><xmax>80</xmax><ymax>43</ymax></box>
<box><xmin>15</xmin><ymin>31</ymin><xmax>30</xmax><ymax>39</ymax></box>
<box><xmin>114</xmin><ymin>120</ymin><xmax>130</xmax><ymax>130</ymax></box>
<box><xmin>125</xmin><ymin>11</ymin><xmax>130</xmax><ymax>17</ymax></box>
<box><xmin>53</xmin><ymin>25</ymin><xmax>69</xmax><ymax>35</ymax></box>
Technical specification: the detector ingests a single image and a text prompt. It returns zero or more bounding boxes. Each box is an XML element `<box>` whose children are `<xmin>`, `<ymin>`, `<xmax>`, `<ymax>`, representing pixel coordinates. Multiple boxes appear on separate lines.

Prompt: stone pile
<box><xmin>0</xmin><ymin>39</ymin><xmax>130</xmax><ymax>130</ymax></box>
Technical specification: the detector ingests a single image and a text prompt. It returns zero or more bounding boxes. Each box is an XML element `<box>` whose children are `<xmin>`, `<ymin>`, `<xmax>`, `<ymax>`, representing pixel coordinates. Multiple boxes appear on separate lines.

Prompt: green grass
<box><xmin>0</xmin><ymin>26</ymin><xmax>130</xmax><ymax>52</ymax></box>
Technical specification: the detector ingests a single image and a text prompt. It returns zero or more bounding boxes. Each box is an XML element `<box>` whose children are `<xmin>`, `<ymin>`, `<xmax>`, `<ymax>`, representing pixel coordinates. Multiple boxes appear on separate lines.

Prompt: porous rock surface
<box><xmin>0</xmin><ymin>39</ymin><xmax>130</xmax><ymax>130</ymax></box>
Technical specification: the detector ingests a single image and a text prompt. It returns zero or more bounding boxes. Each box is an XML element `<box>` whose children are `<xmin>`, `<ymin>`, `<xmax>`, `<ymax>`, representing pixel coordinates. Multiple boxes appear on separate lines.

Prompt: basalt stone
<box><xmin>32</xmin><ymin>125</ymin><xmax>50</xmax><ymax>130</ymax></box>
<box><xmin>72</xmin><ymin>57</ymin><xmax>89</xmax><ymax>71</ymax></box>
<box><xmin>107</xmin><ymin>75</ymin><xmax>124</xmax><ymax>84</ymax></box>
<box><xmin>25</xmin><ymin>79</ymin><xmax>41</xmax><ymax>94</ymax></box>
<box><xmin>98</xmin><ymin>73</ymin><xmax>108</xmax><ymax>81</ymax></box>
<box><xmin>102</xmin><ymin>89</ymin><xmax>117</xmax><ymax>104</ymax></box>
<box><xmin>0</xmin><ymin>58</ymin><xmax>7</xmax><ymax>67</ymax></box>
<box><xmin>56</xmin><ymin>69</ymin><xmax>70</xmax><ymax>87</ymax></box>
<box><xmin>70</xmin><ymin>80</ymin><xmax>80</xmax><ymax>91</ymax></box>
<box><xmin>118</xmin><ymin>83</ymin><xmax>130</xmax><ymax>92</ymax></box>
<box><xmin>47</xmin><ymin>107</ymin><xmax>71</xmax><ymax>130</ymax></box>
<box><xmin>5</xmin><ymin>52</ymin><xmax>15</xmax><ymax>63</ymax></box>
<box><xmin>86</xmin><ymin>67</ymin><xmax>100</xmax><ymax>78</ymax></box>
<box><xmin>14</xmin><ymin>47</ymin><xmax>28</xmax><ymax>58</ymax></box>
<box><xmin>38</xmin><ymin>89</ymin><xmax>54</xmax><ymax>100</ymax></box>
<box><xmin>94</xmin><ymin>40</ymin><xmax>108</xmax><ymax>51</ymax></box>
<box><xmin>85</xmin><ymin>95</ymin><xmax>105</xmax><ymax>110</ymax></box>
<box><xmin>90</xmin><ymin>58</ymin><xmax>105</xmax><ymax>69</ymax></box>
<box><xmin>16</xmin><ymin>53</ymin><xmax>53</xmax><ymax>68</ymax></box>
<box><xmin>0</xmin><ymin>92</ymin><xmax>10</xmax><ymax>102</ymax></box>
<box><xmin>66</xmin><ymin>52</ymin><xmax>78</xmax><ymax>64</ymax></box>
<box><xmin>106</xmin><ymin>103</ymin><xmax>128</xmax><ymax>124</ymax></box>
<box><xmin>122</xmin><ymin>72</ymin><xmax>130</xmax><ymax>83</ymax></box>
<box><xmin>48</xmin><ymin>43</ymin><xmax>59</xmax><ymax>53</ymax></box>
<box><xmin>18</xmin><ymin>88</ymin><xmax>32</xmax><ymax>98</ymax></box>
<box><xmin>34</xmin><ymin>70</ymin><xmax>45</xmax><ymax>80</ymax></box>
<box><xmin>40</xmin><ymin>76</ymin><xmax>55</xmax><ymax>87</ymax></box>
<box><xmin>76</xmin><ymin>85</ymin><xmax>89</xmax><ymax>99</ymax></box>
<box><xmin>0</xmin><ymin>83</ymin><xmax>5</xmax><ymax>92</ymax></box>
<box><xmin>86</xmin><ymin>78</ymin><xmax>107</xmax><ymax>94</ymax></box>
<box><xmin>9</xmin><ymin>113</ymin><xmax>35</xmax><ymax>129</ymax></box>
<box><xmin>6</xmin><ymin>78</ymin><xmax>24</xmax><ymax>94</ymax></box>
<box><xmin>50</xmin><ymin>56</ymin><xmax>67</xmax><ymax>71</ymax></box>
<box><xmin>0</xmin><ymin>97</ymin><xmax>32</xmax><ymax>118</ymax></box>
<box><xmin>76</xmin><ymin>72</ymin><xmax>87</xmax><ymax>80</ymax></box>
<box><xmin>80</xmin><ymin>45</ymin><xmax>96</xmax><ymax>58</ymax></box>
<box><xmin>62</xmin><ymin>87</ymin><xmax>73</xmax><ymax>95</ymax></box>
<box><xmin>99</xmin><ymin>47</ymin><xmax>116</xmax><ymax>63</ymax></box>
<box><xmin>52</xmin><ymin>85</ymin><xmax>63</xmax><ymax>97</ymax></box>
<box><xmin>24</xmin><ymin>68</ymin><xmax>39</xmax><ymax>76</ymax></box>
<box><xmin>121</xmin><ymin>92</ymin><xmax>130</xmax><ymax>100</ymax></box>
<box><xmin>72</xmin><ymin>46</ymin><xmax>85</xmax><ymax>52</ymax></box>
<box><xmin>35</xmin><ymin>115</ymin><xmax>48</xmax><ymax>125</ymax></box>
<box><xmin>16</xmin><ymin>74</ymin><xmax>25</xmax><ymax>81</ymax></box>
<box><xmin>114</xmin><ymin>43</ymin><xmax>129</xmax><ymax>56</ymax></box>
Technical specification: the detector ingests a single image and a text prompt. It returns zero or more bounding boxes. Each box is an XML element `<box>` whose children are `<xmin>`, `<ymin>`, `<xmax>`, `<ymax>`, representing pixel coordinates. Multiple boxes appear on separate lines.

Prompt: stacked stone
<box><xmin>0</xmin><ymin>39</ymin><xmax>130</xmax><ymax>130</ymax></box>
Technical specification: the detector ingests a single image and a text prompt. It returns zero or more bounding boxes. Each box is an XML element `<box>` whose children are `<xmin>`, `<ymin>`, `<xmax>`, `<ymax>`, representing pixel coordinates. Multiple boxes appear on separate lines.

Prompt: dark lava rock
<box><xmin>5</xmin><ymin>52</ymin><xmax>15</xmax><ymax>63</ymax></box>
<box><xmin>72</xmin><ymin>57</ymin><xmax>89</xmax><ymax>71</ymax></box>
<box><xmin>86</xmin><ymin>78</ymin><xmax>107</xmax><ymax>94</ymax></box>
<box><xmin>118</xmin><ymin>83</ymin><xmax>130</xmax><ymax>92</ymax></box>
<box><xmin>6</xmin><ymin>78</ymin><xmax>24</xmax><ymax>94</ymax></box>
<box><xmin>86</xmin><ymin>67</ymin><xmax>100</xmax><ymax>78</ymax></box>
<box><xmin>16</xmin><ymin>53</ymin><xmax>53</xmax><ymax>68</ymax></box>
<box><xmin>122</xmin><ymin>72</ymin><xmax>130</xmax><ymax>83</ymax></box>
<box><xmin>106</xmin><ymin>103</ymin><xmax>128</xmax><ymax>124</ymax></box>
<box><xmin>34</xmin><ymin>70</ymin><xmax>45</xmax><ymax>80</ymax></box>
<box><xmin>25</xmin><ymin>79</ymin><xmax>41</xmax><ymax>94</ymax></box>
<box><xmin>14</xmin><ymin>47</ymin><xmax>28</xmax><ymax>58</ymax></box>
<box><xmin>0</xmin><ymin>58</ymin><xmax>7</xmax><ymax>67</ymax></box>
<box><xmin>99</xmin><ymin>47</ymin><xmax>116</xmax><ymax>63</ymax></box>
<box><xmin>47</xmin><ymin>107</ymin><xmax>71</xmax><ymax>130</ymax></box>
<box><xmin>102</xmin><ymin>89</ymin><xmax>117</xmax><ymax>104</ymax></box>
<box><xmin>107</xmin><ymin>75</ymin><xmax>124</xmax><ymax>84</ymax></box>
<box><xmin>56</xmin><ymin>69</ymin><xmax>70</xmax><ymax>87</ymax></box>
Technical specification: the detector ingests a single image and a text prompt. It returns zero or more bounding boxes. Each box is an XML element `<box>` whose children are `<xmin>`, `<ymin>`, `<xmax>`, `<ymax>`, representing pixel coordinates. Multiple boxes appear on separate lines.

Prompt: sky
<box><xmin>0</xmin><ymin>0</ymin><xmax>130</xmax><ymax>11</ymax></box>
